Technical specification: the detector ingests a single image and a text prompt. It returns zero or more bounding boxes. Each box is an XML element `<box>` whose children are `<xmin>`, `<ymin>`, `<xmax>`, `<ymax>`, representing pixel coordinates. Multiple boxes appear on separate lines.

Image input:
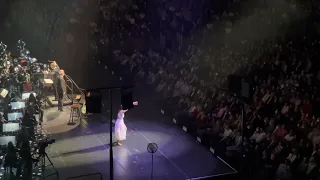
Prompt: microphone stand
<box><xmin>87</xmin><ymin>85</ymin><xmax>134</xmax><ymax>180</ymax></box>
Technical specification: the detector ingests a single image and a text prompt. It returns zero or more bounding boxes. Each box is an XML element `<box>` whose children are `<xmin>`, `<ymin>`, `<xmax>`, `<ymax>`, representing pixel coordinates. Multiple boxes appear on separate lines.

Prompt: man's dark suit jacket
<box><xmin>51</xmin><ymin>67</ymin><xmax>60</xmax><ymax>84</ymax></box>
<box><xmin>56</xmin><ymin>76</ymin><xmax>64</xmax><ymax>96</ymax></box>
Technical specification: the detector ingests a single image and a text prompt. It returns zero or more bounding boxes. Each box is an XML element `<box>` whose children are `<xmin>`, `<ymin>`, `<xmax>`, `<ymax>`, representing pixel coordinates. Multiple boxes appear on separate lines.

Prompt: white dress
<box><xmin>114</xmin><ymin>111</ymin><xmax>127</xmax><ymax>141</ymax></box>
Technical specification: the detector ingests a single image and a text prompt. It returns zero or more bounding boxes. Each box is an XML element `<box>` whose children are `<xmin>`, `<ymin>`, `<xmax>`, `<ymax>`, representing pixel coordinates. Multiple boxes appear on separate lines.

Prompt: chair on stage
<box><xmin>69</xmin><ymin>104</ymin><xmax>80</xmax><ymax>125</ymax></box>
<box><xmin>69</xmin><ymin>95</ymin><xmax>82</xmax><ymax>125</ymax></box>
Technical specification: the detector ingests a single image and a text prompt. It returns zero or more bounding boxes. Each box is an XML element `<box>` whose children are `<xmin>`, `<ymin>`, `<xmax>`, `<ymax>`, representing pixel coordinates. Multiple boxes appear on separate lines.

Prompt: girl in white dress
<box><xmin>114</xmin><ymin>101</ymin><xmax>138</xmax><ymax>146</ymax></box>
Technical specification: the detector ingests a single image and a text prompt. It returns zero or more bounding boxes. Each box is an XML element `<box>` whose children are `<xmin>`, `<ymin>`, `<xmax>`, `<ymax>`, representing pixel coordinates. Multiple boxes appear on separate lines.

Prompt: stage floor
<box><xmin>8</xmin><ymin>61</ymin><xmax>237</xmax><ymax>180</ymax></box>
<box><xmin>38</xmin><ymin>103</ymin><xmax>236</xmax><ymax>180</ymax></box>
<box><xmin>0</xmin><ymin>62</ymin><xmax>236</xmax><ymax>180</ymax></box>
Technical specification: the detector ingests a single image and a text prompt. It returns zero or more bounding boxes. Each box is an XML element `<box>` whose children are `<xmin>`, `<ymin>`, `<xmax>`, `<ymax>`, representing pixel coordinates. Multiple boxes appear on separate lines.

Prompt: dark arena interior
<box><xmin>0</xmin><ymin>0</ymin><xmax>320</xmax><ymax>180</ymax></box>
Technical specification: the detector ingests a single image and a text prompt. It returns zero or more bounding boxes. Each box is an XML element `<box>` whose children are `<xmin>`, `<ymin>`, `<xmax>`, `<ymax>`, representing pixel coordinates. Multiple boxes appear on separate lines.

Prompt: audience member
<box><xmin>94</xmin><ymin>0</ymin><xmax>320</xmax><ymax>179</ymax></box>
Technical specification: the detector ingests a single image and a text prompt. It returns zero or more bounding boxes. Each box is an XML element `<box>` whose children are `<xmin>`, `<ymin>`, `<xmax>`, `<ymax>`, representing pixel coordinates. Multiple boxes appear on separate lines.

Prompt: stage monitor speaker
<box><xmin>121</xmin><ymin>87</ymin><xmax>134</xmax><ymax>110</ymax></box>
<box><xmin>228</xmin><ymin>75</ymin><xmax>254</xmax><ymax>103</ymax></box>
<box><xmin>228</xmin><ymin>75</ymin><xmax>242</xmax><ymax>95</ymax></box>
<box><xmin>241</xmin><ymin>80</ymin><xmax>251</xmax><ymax>99</ymax></box>
<box><xmin>241</xmin><ymin>80</ymin><xmax>254</xmax><ymax>103</ymax></box>
<box><xmin>85</xmin><ymin>91</ymin><xmax>102</xmax><ymax>113</ymax></box>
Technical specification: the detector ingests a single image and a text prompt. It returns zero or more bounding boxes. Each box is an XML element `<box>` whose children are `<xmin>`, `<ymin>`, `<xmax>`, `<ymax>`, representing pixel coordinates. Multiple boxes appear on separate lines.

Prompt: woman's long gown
<box><xmin>114</xmin><ymin>111</ymin><xmax>127</xmax><ymax>141</ymax></box>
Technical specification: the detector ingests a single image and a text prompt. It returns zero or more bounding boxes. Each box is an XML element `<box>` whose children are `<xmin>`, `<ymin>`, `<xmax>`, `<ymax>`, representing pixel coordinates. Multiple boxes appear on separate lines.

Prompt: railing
<box><xmin>66</xmin><ymin>173</ymin><xmax>103</xmax><ymax>180</ymax></box>
<box><xmin>65</xmin><ymin>75</ymin><xmax>74</xmax><ymax>99</ymax></box>
<box><xmin>64</xmin><ymin>74</ymin><xmax>85</xmax><ymax>102</ymax></box>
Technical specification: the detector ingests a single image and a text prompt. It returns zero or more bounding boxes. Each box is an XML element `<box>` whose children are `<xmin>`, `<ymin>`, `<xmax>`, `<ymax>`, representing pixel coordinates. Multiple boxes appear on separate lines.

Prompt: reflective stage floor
<box><xmin>34</xmin><ymin>60</ymin><xmax>237</xmax><ymax>179</ymax></box>
<box><xmin>38</xmin><ymin>96</ymin><xmax>236</xmax><ymax>180</ymax></box>
<box><xmin>1</xmin><ymin>62</ymin><xmax>237</xmax><ymax>179</ymax></box>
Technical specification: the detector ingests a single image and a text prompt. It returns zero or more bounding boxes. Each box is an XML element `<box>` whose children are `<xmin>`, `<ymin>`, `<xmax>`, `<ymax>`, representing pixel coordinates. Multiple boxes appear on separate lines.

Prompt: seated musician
<box><xmin>3</xmin><ymin>103</ymin><xmax>11</xmax><ymax>121</ymax></box>
<box><xmin>21</xmin><ymin>111</ymin><xmax>36</xmax><ymax>138</ymax></box>
<box><xmin>16</xmin><ymin>129</ymin><xmax>30</xmax><ymax>149</ymax></box>
<box><xmin>27</xmin><ymin>93</ymin><xmax>44</xmax><ymax>125</ymax></box>
<box><xmin>0</xmin><ymin>75</ymin><xmax>7</xmax><ymax>87</ymax></box>
<box><xmin>17</xmin><ymin>69</ymin><xmax>25</xmax><ymax>93</ymax></box>
<box><xmin>0</xmin><ymin>113</ymin><xmax>6</xmax><ymax>123</ymax></box>
<box><xmin>9</xmin><ymin>93</ymin><xmax>19</xmax><ymax>102</ymax></box>
<box><xmin>7</xmin><ymin>68</ymin><xmax>18</xmax><ymax>97</ymax></box>
<box><xmin>20</xmin><ymin>71</ymin><xmax>32</xmax><ymax>92</ymax></box>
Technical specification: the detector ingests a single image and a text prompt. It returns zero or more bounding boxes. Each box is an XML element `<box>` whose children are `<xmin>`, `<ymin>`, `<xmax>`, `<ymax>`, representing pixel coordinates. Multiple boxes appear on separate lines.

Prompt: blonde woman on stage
<box><xmin>114</xmin><ymin>101</ymin><xmax>138</xmax><ymax>146</ymax></box>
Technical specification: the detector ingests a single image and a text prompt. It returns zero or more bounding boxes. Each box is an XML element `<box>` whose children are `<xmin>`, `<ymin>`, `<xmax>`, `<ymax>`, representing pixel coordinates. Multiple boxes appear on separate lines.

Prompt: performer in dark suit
<box><xmin>49</xmin><ymin>61</ymin><xmax>60</xmax><ymax>101</ymax></box>
<box><xmin>56</xmin><ymin>70</ymin><xmax>66</xmax><ymax>111</ymax></box>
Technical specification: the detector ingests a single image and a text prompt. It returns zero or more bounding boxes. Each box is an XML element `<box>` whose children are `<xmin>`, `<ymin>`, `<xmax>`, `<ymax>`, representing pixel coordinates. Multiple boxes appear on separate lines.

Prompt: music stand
<box><xmin>22</xmin><ymin>92</ymin><xmax>37</xmax><ymax>100</ymax></box>
<box><xmin>2</xmin><ymin>123</ymin><xmax>20</xmax><ymax>132</ymax></box>
<box><xmin>10</xmin><ymin>102</ymin><xmax>25</xmax><ymax>110</ymax></box>
<box><xmin>147</xmin><ymin>143</ymin><xmax>158</xmax><ymax>180</ymax></box>
<box><xmin>8</xmin><ymin>112</ymin><xmax>23</xmax><ymax>121</ymax></box>
<box><xmin>0</xmin><ymin>136</ymin><xmax>16</xmax><ymax>146</ymax></box>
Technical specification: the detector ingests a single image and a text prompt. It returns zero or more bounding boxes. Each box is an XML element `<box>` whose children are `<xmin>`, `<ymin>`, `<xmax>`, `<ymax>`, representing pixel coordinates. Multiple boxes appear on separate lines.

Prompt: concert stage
<box><xmin>36</xmin><ymin>92</ymin><xmax>237</xmax><ymax>180</ymax></box>
<box><xmin>46</xmin><ymin>95</ymin><xmax>73</xmax><ymax>107</ymax></box>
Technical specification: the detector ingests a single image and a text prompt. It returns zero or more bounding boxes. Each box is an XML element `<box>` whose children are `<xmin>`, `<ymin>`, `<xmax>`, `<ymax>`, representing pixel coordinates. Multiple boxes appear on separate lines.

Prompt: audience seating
<box><xmin>96</xmin><ymin>0</ymin><xmax>320</xmax><ymax>179</ymax></box>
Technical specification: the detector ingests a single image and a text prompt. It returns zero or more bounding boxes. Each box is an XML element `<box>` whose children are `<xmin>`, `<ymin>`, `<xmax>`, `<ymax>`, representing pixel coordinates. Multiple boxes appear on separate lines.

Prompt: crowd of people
<box><xmin>0</xmin><ymin>41</ymin><xmax>56</xmax><ymax>179</ymax></box>
<box><xmin>95</xmin><ymin>0</ymin><xmax>320</xmax><ymax>179</ymax></box>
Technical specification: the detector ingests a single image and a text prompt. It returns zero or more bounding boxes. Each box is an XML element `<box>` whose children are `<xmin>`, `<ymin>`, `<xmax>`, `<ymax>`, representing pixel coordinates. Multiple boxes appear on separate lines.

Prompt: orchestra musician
<box><xmin>7</xmin><ymin>65</ymin><xmax>19</xmax><ymax>97</ymax></box>
<box><xmin>26</xmin><ymin>93</ymin><xmax>44</xmax><ymax>125</ymax></box>
<box><xmin>56</xmin><ymin>69</ymin><xmax>66</xmax><ymax>111</ymax></box>
<box><xmin>23</xmin><ymin>74</ymin><xmax>32</xmax><ymax>91</ymax></box>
